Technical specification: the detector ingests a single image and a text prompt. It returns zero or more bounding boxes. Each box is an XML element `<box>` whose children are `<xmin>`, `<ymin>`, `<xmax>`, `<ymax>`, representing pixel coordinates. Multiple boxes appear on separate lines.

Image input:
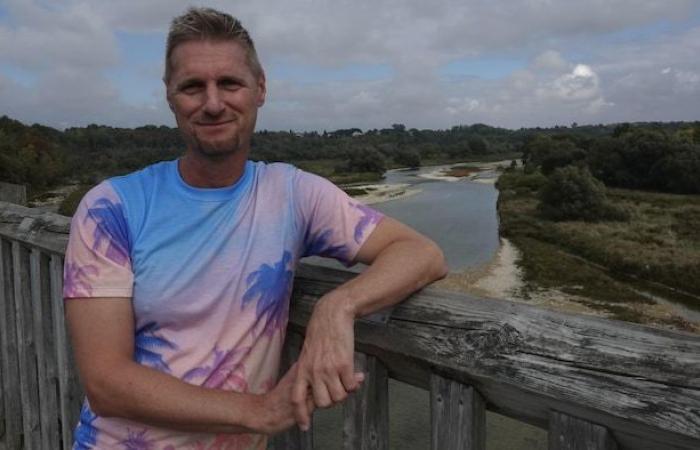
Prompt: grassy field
<box><xmin>496</xmin><ymin>170</ymin><xmax>700</xmax><ymax>330</ymax></box>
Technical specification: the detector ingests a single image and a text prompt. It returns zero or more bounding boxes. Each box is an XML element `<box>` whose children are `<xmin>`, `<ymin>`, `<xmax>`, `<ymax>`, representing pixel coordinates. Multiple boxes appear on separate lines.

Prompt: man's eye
<box><xmin>180</xmin><ymin>84</ymin><xmax>203</xmax><ymax>94</ymax></box>
<box><xmin>221</xmin><ymin>79</ymin><xmax>241</xmax><ymax>90</ymax></box>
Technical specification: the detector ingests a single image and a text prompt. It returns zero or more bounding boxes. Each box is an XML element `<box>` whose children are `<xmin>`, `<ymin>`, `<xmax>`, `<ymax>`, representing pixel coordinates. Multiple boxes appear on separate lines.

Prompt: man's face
<box><xmin>166</xmin><ymin>39</ymin><xmax>266</xmax><ymax>158</ymax></box>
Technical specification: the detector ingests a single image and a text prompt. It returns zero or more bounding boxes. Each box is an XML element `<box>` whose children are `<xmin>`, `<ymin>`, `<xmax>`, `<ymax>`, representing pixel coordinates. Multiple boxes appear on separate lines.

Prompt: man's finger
<box><xmin>326</xmin><ymin>374</ymin><xmax>349</xmax><ymax>403</ymax></box>
<box><xmin>292</xmin><ymin>378</ymin><xmax>312</xmax><ymax>431</ymax></box>
<box><xmin>340</xmin><ymin>366</ymin><xmax>361</xmax><ymax>392</ymax></box>
<box><xmin>311</xmin><ymin>377</ymin><xmax>333</xmax><ymax>408</ymax></box>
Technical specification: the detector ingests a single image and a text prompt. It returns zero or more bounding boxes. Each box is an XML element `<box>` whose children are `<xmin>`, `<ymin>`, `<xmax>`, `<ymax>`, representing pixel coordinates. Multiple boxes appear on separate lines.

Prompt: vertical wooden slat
<box><xmin>343</xmin><ymin>353</ymin><xmax>389</xmax><ymax>450</ymax></box>
<box><xmin>430</xmin><ymin>374</ymin><xmax>486</xmax><ymax>450</ymax></box>
<box><xmin>270</xmin><ymin>331</ymin><xmax>314</xmax><ymax>450</ymax></box>
<box><xmin>31</xmin><ymin>249</ymin><xmax>60</xmax><ymax>449</ymax></box>
<box><xmin>13</xmin><ymin>241</ymin><xmax>41</xmax><ymax>449</ymax></box>
<box><xmin>50</xmin><ymin>255</ymin><xmax>75</xmax><ymax>449</ymax></box>
<box><xmin>0</xmin><ymin>245</ymin><xmax>5</xmax><ymax>450</ymax></box>
<box><xmin>549</xmin><ymin>411</ymin><xmax>618</xmax><ymax>450</ymax></box>
<box><xmin>0</xmin><ymin>239</ymin><xmax>23</xmax><ymax>449</ymax></box>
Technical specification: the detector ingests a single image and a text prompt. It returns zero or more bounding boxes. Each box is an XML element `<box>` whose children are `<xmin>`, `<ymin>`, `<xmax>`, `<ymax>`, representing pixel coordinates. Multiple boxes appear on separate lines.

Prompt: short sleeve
<box><xmin>293</xmin><ymin>169</ymin><xmax>384</xmax><ymax>265</ymax></box>
<box><xmin>63</xmin><ymin>181</ymin><xmax>134</xmax><ymax>299</ymax></box>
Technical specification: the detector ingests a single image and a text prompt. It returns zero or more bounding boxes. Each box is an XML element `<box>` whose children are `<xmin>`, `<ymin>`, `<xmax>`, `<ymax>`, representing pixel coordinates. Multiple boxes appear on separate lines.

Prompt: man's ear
<box><xmin>256</xmin><ymin>71</ymin><xmax>267</xmax><ymax>107</ymax></box>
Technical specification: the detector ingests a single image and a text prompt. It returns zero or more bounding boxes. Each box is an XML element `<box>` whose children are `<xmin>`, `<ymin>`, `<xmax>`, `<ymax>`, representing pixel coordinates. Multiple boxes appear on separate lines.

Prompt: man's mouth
<box><xmin>197</xmin><ymin>120</ymin><xmax>234</xmax><ymax>127</ymax></box>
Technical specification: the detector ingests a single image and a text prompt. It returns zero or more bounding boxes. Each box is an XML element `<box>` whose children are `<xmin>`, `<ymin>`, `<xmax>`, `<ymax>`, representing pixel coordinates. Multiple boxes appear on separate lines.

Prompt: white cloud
<box><xmin>1</xmin><ymin>0</ymin><xmax>699</xmax><ymax>129</ymax></box>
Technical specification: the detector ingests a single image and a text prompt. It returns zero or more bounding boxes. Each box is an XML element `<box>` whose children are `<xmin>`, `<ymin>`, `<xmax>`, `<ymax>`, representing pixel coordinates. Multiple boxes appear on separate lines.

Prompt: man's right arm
<box><xmin>65</xmin><ymin>297</ymin><xmax>311</xmax><ymax>435</ymax></box>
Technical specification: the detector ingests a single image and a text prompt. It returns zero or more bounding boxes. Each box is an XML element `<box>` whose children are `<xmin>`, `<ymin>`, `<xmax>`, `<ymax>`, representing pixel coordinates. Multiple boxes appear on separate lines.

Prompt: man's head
<box><xmin>164</xmin><ymin>7</ymin><xmax>263</xmax><ymax>85</ymax></box>
<box><xmin>164</xmin><ymin>7</ymin><xmax>266</xmax><ymax>160</ymax></box>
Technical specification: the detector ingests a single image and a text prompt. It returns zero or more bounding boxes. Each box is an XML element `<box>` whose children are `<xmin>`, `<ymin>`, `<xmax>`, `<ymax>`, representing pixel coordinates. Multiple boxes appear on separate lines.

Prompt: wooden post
<box><xmin>50</xmin><ymin>255</ymin><xmax>75</xmax><ymax>449</ymax></box>
<box><xmin>430</xmin><ymin>374</ymin><xmax>486</xmax><ymax>450</ymax></box>
<box><xmin>270</xmin><ymin>331</ymin><xmax>314</xmax><ymax>450</ymax></box>
<box><xmin>343</xmin><ymin>353</ymin><xmax>389</xmax><ymax>450</ymax></box>
<box><xmin>549</xmin><ymin>411</ymin><xmax>618</xmax><ymax>450</ymax></box>
<box><xmin>30</xmin><ymin>249</ymin><xmax>60</xmax><ymax>449</ymax></box>
<box><xmin>0</xmin><ymin>239</ymin><xmax>23</xmax><ymax>449</ymax></box>
<box><xmin>12</xmin><ymin>241</ymin><xmax>41</xmax><ymax>449</ymax></box>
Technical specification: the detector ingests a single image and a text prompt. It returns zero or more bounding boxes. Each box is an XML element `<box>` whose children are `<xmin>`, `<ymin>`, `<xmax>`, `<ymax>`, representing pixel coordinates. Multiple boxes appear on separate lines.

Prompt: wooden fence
<box><xmin>1</xmin><ymin>201</ymin><xmax>699</xmax><ymax>450</ymax></box>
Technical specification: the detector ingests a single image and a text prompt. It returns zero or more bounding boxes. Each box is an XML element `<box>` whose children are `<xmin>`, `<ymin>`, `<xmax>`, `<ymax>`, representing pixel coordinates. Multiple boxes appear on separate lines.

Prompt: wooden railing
<box><xmin>1</xmin><ymin>201</ymin><xmax>699</xmax><ymax>450</ymax></box>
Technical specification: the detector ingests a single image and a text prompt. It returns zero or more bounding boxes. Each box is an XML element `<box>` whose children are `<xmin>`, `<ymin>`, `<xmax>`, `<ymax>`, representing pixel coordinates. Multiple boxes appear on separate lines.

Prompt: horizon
<box><xmin>1</xmin><ymin>1</ymin><xmax>699</xmax><ymax>132</ymax></box>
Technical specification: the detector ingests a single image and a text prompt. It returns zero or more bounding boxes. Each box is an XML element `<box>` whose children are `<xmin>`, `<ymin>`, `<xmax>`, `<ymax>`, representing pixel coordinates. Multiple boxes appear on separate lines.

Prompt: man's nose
<box><xmin>203</xmin><ymin>85</ymin><xmax>224</xmax><ymax>115</ymax></box>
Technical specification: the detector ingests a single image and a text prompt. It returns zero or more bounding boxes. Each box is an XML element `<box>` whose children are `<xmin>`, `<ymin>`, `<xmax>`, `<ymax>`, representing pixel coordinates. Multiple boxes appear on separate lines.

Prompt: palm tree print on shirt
<box><xmin>242</xmin><ymin>251</ymin><xmax>294</xmax><ymax>336</ymax></box>
<box><xmin>86</xmin><ymin>197</ymin><xmax>130</xmax><ymax>266</ymax></box>
<box><xmin>74</xmin><ymin>403</ymin><xmax>99</xmax><ymax>449</ymax></box>
<box><xmin>134</xmin><ymin>322</ymin><xmax>177</xmax><ymax>372</ymax></box>
<box><xmin>63</xmin><ymin>263</ymin><xmax>98</xmax><ymax>297</ymax></box>
<box><xmin>182</xmin><ymin>346</ymin><xmax>250</xmax><ymax>391</ymax></box>
<box><xmin>304</xmin><ymin>229</ymin><xmax>349</xmax><ymax>260</ymax></box>
<box><xmin>119</xmin><ymin>428</ymin><xmax>155</xmax><ymax>450</ymax></box>
<box><xmin>351</xmin><ymin>202</ymin><xmax>383</xmax><ymax>243</ymax></box>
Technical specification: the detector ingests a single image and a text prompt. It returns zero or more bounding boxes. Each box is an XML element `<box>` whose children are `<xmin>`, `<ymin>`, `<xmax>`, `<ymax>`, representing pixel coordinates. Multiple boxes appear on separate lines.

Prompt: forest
<box><xmin>1</xmin><ymin>114</ymin><xmax>698</xmax><ymax>199</ymax></box>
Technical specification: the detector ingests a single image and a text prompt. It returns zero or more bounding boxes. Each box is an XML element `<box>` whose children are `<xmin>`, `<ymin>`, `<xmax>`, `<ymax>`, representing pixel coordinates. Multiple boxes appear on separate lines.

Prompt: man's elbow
<box><xmin>82</xmin><ymin>367</ymin><xmax>129</xmax><ymax>418</ymax></box>
<box><xmin>419</xmin><ymin>238</ymin><xmax>449</xmax><ymax>282</ymax></box>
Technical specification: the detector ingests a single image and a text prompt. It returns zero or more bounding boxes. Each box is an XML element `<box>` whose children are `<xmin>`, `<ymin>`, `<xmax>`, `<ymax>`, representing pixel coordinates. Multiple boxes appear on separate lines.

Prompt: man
<box><xmin>64</xmin><ymin>7</ymin><xmax>447</xmax><ymax>449</ymax></box>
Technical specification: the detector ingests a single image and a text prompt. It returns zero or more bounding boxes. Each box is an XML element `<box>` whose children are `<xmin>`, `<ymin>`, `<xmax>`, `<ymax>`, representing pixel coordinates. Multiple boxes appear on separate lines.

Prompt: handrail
<box><xmin>1</xmin><ymin>202</ymin><xmax>699</xmax><ymax>449</ymax></box>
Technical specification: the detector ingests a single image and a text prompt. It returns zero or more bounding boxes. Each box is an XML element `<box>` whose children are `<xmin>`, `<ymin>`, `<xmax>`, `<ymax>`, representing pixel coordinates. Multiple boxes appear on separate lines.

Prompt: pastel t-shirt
<box><xmin>63</xmin><ymin>159</ymin><xmax>384</xmax><ymax>449</ymax></box>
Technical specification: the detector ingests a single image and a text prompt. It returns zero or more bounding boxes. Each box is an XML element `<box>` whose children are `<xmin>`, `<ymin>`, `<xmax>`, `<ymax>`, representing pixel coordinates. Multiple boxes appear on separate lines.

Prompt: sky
<box><xmin>0</xmin><ymin>0</ymin><xmax>699</xmax><ymax>131</ymax></box>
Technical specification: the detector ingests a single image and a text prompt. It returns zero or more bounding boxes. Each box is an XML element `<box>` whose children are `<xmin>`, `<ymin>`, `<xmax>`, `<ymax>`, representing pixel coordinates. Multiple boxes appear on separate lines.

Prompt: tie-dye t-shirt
<box><xmin>63</xmin><ymin>159</ymin><xmax>384</xmax><ymax>449</ymax></box>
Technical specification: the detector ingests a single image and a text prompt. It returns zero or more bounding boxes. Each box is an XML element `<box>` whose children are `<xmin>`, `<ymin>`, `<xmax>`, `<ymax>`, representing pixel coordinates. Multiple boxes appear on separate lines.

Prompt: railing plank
<box><xmin>343</xmin><ymin>353</ymin><xmax>389</xmax><ymax>450</ymax></box>
<box><xmin>30</xmin><ymin>249</ymin><xmax>60</xmax><ymax>449</ymax></box>
<box><xmin>50</xmin><ymin>255</ymin><xmax>75</xmax><ymax>449</ymax></box>
<box><xmin>0</xmin><ymin>239</ymin><xmax>22</xmax><ymax>449</ymax></box>
<box><xmin>270</xmin><ymin>332</ymin><xmax>314</xmax><ymax>450</ymax></box>
<box><xmin>549</xmin><ymin>411</ymin><xmax>618</xmax><ymax>450</ymax></box>
<box><xmin>13</xmin><ymin>241</ymin><xmax>41</xmax><ymax>449</ymax></box>
<box><xmin>430</xmin><ymin>374</ymin><xmax>485</xmax><ymax>450</ymax></box>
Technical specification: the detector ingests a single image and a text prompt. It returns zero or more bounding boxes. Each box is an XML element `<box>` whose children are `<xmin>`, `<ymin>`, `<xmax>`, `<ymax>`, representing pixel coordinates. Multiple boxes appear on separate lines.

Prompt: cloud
<box><xmin>1</xmin><ymin>0</ymin><xmax>699</xmax><ymax>129</ymax></box>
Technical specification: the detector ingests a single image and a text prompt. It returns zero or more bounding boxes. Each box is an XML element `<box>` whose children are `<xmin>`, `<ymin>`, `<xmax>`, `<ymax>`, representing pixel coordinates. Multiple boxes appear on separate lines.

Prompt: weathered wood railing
<box><xmin>1</xmin><ymin>201</ymin><xmax>699</xmax><ymax>450</ymax></box>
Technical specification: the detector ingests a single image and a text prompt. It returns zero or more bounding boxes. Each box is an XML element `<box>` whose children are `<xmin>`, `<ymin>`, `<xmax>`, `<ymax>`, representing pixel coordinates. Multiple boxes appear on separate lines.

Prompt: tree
<box><xmin>538</xmin><ymin>166</ymin><xmax>627</xmax><ymax>222</ymax></box>
<box><xmin>394</xmin><ymin>149</ymin><xmax>421</xmax><ymax>168</ymax></box>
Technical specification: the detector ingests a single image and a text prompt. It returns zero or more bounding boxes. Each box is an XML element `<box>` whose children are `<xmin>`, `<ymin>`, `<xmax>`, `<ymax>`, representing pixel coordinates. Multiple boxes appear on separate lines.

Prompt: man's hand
<box><xmin>253</xmin><ymin>363</ymin><xmax>315</xmax><ymax>435</ymax></box>
<box><xmin>291</xmin><ymin>295</ymin><xmax>365</xmax><ymax>431</ymax></box>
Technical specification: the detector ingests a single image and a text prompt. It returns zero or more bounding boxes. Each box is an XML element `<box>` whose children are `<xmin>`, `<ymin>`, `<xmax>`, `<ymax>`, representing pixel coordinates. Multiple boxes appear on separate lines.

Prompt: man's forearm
<box><xmin>87</xmin><ymin>360</ymin><xmax>261</xmax><ymax>434</ymax></box>
<box><xmin>323</xmin><ymin>237</ymin><xmax>448</xmax><ymax>318</ymax></box>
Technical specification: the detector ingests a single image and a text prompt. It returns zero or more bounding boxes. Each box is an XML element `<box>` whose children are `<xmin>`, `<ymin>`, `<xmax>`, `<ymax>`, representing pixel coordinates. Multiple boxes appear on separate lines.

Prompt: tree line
<box><xmin>1</xmin><ymin>114</ymin><xmax>698</xmax><ymax>200</ymax></box>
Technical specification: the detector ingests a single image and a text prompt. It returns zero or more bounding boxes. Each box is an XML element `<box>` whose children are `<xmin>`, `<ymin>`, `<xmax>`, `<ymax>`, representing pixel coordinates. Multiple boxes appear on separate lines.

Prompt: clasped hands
<box><xmin>258</xmin><ymin>295</ymin><xmax>363</xmax><ymax>434</ymax></box>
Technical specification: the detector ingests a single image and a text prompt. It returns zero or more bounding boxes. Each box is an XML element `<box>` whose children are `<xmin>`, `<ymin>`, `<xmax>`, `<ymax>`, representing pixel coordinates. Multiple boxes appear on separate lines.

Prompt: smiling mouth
<box><xmin>197</xmin><ymin>121</ymin><xmax>234</xmax><ymax>127</ymax></box>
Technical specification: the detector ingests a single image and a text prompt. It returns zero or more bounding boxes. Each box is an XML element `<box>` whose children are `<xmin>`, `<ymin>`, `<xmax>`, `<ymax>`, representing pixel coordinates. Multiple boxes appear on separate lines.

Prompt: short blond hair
<box><xmin>164</xmin><ymin>7</ymin><xmax>263</xmax><ymax>83</ymax></box>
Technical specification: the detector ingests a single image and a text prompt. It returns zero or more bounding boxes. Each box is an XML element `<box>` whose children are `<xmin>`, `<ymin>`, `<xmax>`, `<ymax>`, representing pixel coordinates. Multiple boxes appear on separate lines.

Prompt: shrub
<box><xmin>538</xmin><ymin>166</ymin><xmax>628</xmax><ymax>222</ymax></box>
<box><xmin>58</xmin><ymin>185</ymin><xmax>92</xmax><ymax>217</ymax></box>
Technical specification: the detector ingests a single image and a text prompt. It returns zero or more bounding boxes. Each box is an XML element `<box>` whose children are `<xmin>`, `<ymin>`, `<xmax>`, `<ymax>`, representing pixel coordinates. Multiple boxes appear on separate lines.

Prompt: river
<box><xmin>304</xmin><ymin>163</ymin><xmax>549</xmax><ymax>450</ymax></box>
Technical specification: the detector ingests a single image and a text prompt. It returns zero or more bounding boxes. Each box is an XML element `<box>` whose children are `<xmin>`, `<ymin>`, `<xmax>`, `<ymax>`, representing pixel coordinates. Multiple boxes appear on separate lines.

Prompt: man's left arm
<box><xmin>292</xmin><ymin>215</ymin><xmax>448</xmax><ymax>430</ymax></box>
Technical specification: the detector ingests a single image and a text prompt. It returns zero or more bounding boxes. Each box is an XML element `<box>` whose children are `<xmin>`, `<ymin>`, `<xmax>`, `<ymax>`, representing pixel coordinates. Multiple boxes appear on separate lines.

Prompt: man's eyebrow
<box><xmin>175</xmin><ymin>77</ymin><xmax>203</xmax><ymax>89</ymax></box>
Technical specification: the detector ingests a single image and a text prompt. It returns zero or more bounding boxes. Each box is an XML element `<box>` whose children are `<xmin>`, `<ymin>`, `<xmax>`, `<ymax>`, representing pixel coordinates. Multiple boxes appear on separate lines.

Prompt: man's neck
<box><xmin>178</xmin><ymin>151</ymin><xmax>248</xmax><ymax>188</ymax></box>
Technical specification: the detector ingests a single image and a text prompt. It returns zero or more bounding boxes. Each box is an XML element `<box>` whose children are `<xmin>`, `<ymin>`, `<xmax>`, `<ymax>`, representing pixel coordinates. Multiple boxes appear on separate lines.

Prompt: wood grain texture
<box><xmin>270</xmin><ymin>332</ymin><xmax>314</xmax><ymax>450</ymax></box>
<box><xmin>50</xmin><ymin>254</ymin><xmax>74</xmax><ymax>450</ymax></box>
<box><xmin>30</xmin><ymin>249</ymin><xmax>60</xmax><ymax>450</ymax></box>
<box><xmin>12</xmin><ymin>242</ymin><xmax>41</xmax><ymax>449</ymax></box>
<box><xmin>430</xmin><ymin>374</ymin><xmax>485</xmax><ymax>450</ymax></box>
<box><xmin>0</xmin><ymin>202</ymin><xmax>70</xmax><ymax>255</ymax></box>
<box><xmin>289</xmin><ymin>264</ymin><xmax>700</xmax><ymax>450</ymax></box>
<box><xmin>0</xmin><ymin>239</ymin><xmax>22</xmax><ymax>450</ymax></box>
<box><xmin>343</xmin><ymin>353</ymin><xmax>389</xmax><ymax>450</ymax></box>
<box><xmin>549</xmin><ymin>411</ymin><xmax>618</xmax><ymax>450</ymax></box>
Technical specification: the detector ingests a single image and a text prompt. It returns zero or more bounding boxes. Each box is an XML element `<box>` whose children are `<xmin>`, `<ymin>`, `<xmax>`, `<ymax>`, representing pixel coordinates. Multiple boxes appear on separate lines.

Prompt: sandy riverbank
<box><xmin>436</xmin><ymin>238</ymin><xmax>700</xmax><ymax>332</ymax></box>
<box><xmin>349</xmin><ymin>183</ymin><xmax>422</xmax><ymax>204</ymax></box>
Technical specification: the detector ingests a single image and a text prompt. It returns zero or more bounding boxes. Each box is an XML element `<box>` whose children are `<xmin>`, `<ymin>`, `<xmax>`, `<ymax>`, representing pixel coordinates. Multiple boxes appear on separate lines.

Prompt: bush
<box><xmin>58</xmin><ymin>185</ymin><xmax>92</xmax><ymax>217</ymax></box>
<box><xmin>538</xmin><ymin>166</ymin><xmax>628</xmax><ymax>222</ymax></box>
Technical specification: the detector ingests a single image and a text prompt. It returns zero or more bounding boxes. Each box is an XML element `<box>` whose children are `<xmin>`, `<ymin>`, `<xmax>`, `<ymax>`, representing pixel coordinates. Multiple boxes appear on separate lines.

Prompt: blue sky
<box><xmin>1</xmin><ymin>0</ymin><xmax>699</xmax><ymax>130</ymax></box>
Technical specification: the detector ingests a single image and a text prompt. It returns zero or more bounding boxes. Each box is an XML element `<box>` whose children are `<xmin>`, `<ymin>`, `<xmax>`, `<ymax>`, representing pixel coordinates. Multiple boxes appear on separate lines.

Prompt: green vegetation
<box><xmin>538</xmin><ymin>166</ymin><xmax>628</xmax><ymax>222</ymax></box>
<box><xmin>497</xmin><ymin>169</ymin><xmax>700</xmax><ymax>327</ymax></box>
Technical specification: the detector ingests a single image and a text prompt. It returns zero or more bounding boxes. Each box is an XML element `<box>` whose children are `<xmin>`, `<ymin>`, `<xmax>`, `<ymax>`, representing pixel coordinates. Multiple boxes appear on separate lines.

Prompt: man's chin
<box><xmin>195</xmin><ymin>138</ymin><xmax>241</xmax><ymax>158</ymax></box>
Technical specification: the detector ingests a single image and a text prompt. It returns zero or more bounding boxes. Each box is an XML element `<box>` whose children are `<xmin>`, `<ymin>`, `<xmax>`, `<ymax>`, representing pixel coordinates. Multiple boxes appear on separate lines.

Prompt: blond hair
<box><xmin>164</xmin><ymin>7</ymin><xmax>263</xmax><ymax>83</ymax></box>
